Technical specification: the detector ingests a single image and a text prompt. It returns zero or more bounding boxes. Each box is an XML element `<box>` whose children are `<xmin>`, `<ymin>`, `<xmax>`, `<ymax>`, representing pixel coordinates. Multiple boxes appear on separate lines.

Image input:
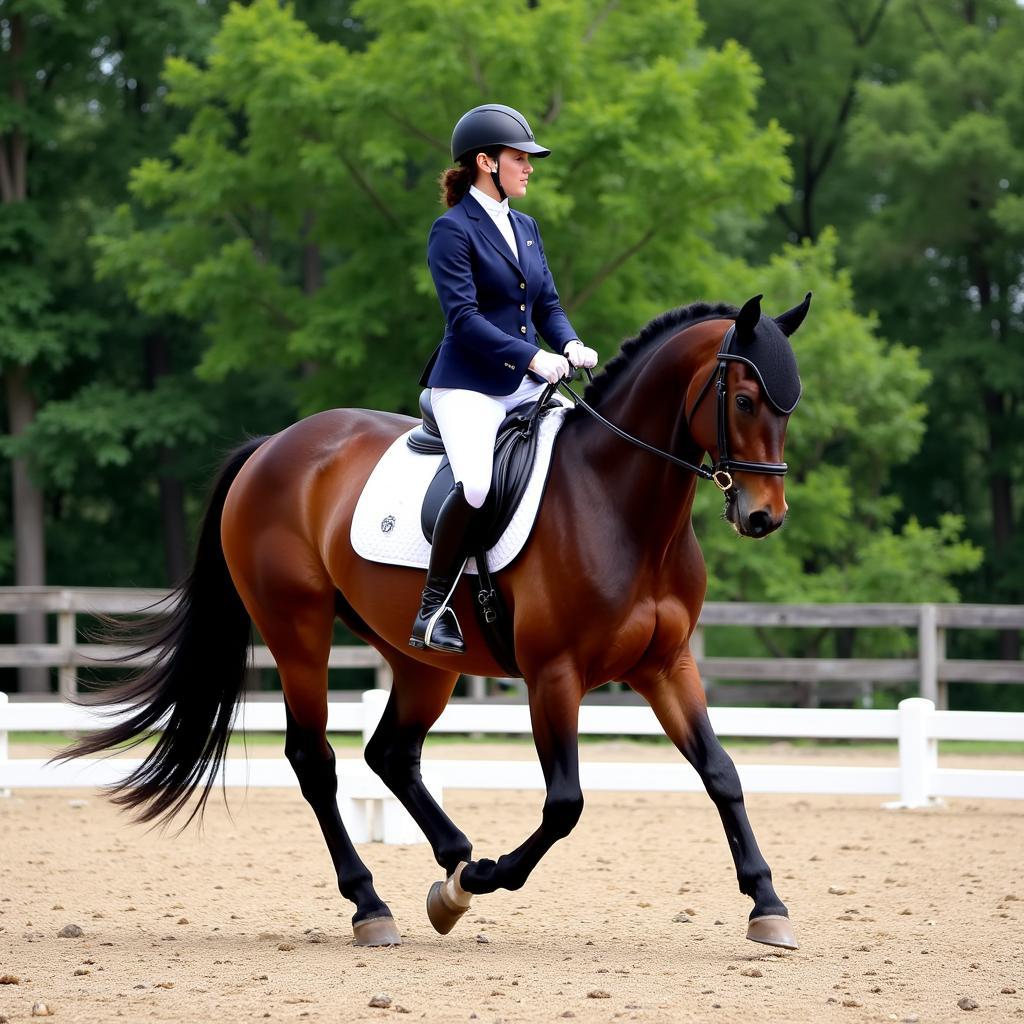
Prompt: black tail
<box><xmin>55</xmin><ymin>435</ymin><xmax>269</xmax><ymax>828</ymax></box>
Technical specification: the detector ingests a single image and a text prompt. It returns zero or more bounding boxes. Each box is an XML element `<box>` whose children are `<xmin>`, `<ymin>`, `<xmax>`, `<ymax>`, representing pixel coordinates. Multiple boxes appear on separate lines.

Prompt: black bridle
<box><xmin>554</xmin><ymin>325</ymin><xmax>789</xmax><ymax>495</ymax></box>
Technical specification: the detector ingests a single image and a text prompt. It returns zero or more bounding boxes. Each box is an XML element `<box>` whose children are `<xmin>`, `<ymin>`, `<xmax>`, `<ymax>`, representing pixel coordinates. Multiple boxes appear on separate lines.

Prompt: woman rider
<box><xmin>410</xmin><ymin>103</ymin><xmax>598</xmax><ymax>654</ymax></box>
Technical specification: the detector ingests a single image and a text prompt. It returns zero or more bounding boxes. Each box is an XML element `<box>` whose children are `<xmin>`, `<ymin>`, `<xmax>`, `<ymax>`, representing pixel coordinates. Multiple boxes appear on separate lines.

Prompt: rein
<box><xmin>553</xmin><ymin>325</ymin><xmax>789</xmax><ymax>495</ymax></box>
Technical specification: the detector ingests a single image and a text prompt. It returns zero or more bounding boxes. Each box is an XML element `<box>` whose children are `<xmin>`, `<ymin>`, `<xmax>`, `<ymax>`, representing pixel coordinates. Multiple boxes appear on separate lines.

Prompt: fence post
<box><xmin>918</xmin><ymin>604</ymin><xmax>938</xmax><ymax>702</ymax></box>
<box><xmin>58</xmin><ymin>608</ymin><xmax>78</xmax><ymax>700</ymax></box>
<box><xmin>361</xmin><ymin>688</ymin><xmax>389</xmax><ymax>750</ymax></box>
<box><xmin>690</xmin><ymin>627</ymin><xmax>708</xmax><ymax>691</ymax></box>
<box><xmin>373</xmin><ymin>658</ymin><xmax>392</xmax><ymax>691</ymax></box>
<box><xmin>0</xmin><ymin>691</ymin><xmax>10</xmax><ymax>798</ymax></box>
<box><xmin>893</xmin><ymin>697</ymin><xmax>937</xmax><ymax>808</ymax></box>
<box><xmin>936</xmin><ymin>626</ymin><xmax>948</xmax><ymax>710</ymax></box>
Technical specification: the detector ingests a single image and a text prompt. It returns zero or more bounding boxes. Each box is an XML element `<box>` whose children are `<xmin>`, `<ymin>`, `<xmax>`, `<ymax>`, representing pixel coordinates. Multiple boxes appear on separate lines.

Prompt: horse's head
<box><xmin>687</xmin><ymin>293</ymin><xmax>810</xmax><ymax>539</ymax></box>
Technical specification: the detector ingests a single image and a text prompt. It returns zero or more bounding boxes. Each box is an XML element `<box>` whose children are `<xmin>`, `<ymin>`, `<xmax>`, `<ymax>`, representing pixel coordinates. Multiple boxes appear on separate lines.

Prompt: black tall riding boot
<box><xmin>409</xmin><ymin>483</ymin><xmax>478</xmax><ymax>654</ymax></box>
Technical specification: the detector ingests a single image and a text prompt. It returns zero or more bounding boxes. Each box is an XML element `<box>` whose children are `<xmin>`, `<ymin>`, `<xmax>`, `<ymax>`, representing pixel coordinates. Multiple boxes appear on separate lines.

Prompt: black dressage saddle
<box><xmin>407</xmin><ymin>388</ymin><xmax>564</xmax><ymax>550</ymax></box>
<box><xmin>405</xmin><ymin>387</ymin><xmax>565</xmax><ymax>677</ymax></box>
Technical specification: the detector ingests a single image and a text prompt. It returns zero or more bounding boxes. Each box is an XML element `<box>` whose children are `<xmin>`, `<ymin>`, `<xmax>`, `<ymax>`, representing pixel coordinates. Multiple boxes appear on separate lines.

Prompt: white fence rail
<box><xmin>2</xmin><ymin>693</ymin><xmax>1021</xmax><ymax>819</ymax></box>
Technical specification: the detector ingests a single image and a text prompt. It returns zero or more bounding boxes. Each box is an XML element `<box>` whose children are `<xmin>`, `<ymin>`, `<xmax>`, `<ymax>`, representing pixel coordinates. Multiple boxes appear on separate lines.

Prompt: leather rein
<box><xmin>553</xmin><ymin>325</ymin><xmax>789</xmax><ymax>495</ymax></box>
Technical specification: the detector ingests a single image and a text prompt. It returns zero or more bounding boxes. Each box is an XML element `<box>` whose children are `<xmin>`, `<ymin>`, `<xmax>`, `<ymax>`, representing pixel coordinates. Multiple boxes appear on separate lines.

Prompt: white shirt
<box><xmin>469</xmin><ymin>184</ymin><xmax>519</xmax><ymax>263</ymax></box>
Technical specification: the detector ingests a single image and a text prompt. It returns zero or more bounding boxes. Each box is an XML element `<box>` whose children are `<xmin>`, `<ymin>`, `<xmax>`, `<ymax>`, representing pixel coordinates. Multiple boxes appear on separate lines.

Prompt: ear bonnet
<box><xmin>719</xmin><ymin>293</ymin><xmax>809</xmax><ymax>414</ymax></box>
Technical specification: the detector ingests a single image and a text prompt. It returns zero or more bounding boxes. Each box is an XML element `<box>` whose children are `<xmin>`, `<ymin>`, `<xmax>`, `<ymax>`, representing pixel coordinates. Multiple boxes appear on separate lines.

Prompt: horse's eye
<box><xmin>736</xmin><ymin>395</ymin><xmax>754</xmax><ymax>414</ymax></box>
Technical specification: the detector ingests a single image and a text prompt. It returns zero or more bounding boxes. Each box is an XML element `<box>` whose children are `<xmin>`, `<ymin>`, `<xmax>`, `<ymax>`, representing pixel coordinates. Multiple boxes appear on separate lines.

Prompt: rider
<box><xmin>410</xmin><ymin>103</ymin><xmax>599</xmax><ymax>654</ymax></box>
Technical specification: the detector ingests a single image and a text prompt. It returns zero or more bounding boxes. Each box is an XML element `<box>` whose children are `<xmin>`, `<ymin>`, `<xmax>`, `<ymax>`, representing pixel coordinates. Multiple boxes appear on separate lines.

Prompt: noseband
<box><xmin>556</xmin><ymin>324</ymin><xmax>789</xmax><ymax>495</ymax></box>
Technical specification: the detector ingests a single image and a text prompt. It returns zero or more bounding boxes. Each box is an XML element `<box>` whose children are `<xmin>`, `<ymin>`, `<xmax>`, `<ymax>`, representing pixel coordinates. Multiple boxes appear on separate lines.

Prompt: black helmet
<box><xmin>451</xmin><ymin>103</ymin><xmax>551</xmax><ymax>164</ymax></box>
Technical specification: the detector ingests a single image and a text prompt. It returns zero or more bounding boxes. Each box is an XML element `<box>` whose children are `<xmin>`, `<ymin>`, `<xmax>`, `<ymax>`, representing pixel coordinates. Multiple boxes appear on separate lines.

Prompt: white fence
<box><xmin>2</xmin><ymin>692</ymin><xmax>1021</xmax><ymax>833</ymax></box>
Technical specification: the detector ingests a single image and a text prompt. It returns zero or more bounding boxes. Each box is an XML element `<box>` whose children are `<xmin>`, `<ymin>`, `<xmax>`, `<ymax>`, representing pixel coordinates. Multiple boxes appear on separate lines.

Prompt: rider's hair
<box><xmin>439</xmin><ymin>145</ymin><xmax>503</xmax><ymax>207</ymax></box>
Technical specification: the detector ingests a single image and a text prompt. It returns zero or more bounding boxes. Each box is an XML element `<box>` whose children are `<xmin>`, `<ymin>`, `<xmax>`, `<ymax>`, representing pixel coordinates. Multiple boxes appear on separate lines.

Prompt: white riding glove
<box><xmin>528</xmin><ymin>348</ymin><xmax>571</xmax><ymax>384</ymax></box>
<box><xmin>564</xmin><ymin>339</ymin><xmax>599</xmax><ymax>369</ymax></box>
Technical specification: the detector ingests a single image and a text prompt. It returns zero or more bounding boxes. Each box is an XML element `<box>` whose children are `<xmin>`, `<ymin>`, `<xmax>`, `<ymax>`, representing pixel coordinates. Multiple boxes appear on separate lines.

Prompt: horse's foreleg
<box><xmin>634</xmin><ymin>656</ymin><xmax>797</xmax><ymax>949</ymax></box>
<box><xmin>455</xmin><ymin>669</ymin><xmax>584</xmax><ymax>897</ymax></box>
<box><xmin>363</xmin><ymin>656</ymin><xmax>473</xmax><ymax>873</ymax></box>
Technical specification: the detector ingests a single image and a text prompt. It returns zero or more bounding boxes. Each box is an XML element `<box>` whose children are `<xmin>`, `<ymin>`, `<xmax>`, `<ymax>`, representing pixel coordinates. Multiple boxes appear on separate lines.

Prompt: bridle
<box><xmin>554</xmin><ymin>324</ymin><xmax>789</xmax><ymax>496</ymax></box>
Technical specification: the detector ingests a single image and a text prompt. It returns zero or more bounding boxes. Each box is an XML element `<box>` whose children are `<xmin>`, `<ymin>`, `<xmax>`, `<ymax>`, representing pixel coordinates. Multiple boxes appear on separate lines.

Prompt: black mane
<box><xmin>576</xmin><ymin>300</ymin><xmax>738</xmax><ymax>410</ymax></box>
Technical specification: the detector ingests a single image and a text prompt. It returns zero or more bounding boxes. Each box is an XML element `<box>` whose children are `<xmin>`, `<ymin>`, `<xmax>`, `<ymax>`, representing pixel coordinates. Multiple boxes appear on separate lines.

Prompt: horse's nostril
<box><xmin>748</xmin><ymin>510</ymin><xmax>771</xmax><ymax>537</ymax></box>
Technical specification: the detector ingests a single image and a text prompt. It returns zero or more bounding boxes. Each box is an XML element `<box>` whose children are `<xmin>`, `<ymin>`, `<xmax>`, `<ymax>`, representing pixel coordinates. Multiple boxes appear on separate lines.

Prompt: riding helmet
<box><xmin>450</xmin><ymin>104</ymin><xmax>551</xmax><ymax>164</ymax></box>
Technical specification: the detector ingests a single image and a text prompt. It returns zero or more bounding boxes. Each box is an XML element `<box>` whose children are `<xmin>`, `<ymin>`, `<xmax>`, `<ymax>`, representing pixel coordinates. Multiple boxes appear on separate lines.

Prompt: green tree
<box><xmin>699</xmin><ymin>0</ymin><xmax>913</xmax><ymax>248</ymax></box>
<box><xmin>845</xmin><ymin>0</ymin><xmax>1024</xmax><ymax>653</ymax></box>
<box><xmin>93</xmin><ymin>0</ymin><xmax>791</xmax><ymax>417</ymax></box>
<box><xmin>0</xmin><ymin>0</ymin><xmax>250</xmax><ymax>692</ymax></box>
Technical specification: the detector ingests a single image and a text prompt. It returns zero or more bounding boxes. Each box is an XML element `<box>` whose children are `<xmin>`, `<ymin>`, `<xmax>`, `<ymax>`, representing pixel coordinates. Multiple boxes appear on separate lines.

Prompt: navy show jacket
<box><xmin>419</xmin><ymin>191</ymin><xmax>578</xmax><ymax>395</ymax></box>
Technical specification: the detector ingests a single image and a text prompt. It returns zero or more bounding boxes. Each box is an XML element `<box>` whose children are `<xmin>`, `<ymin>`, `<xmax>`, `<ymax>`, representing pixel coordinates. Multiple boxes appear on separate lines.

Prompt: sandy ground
<box><xmin>1</xmin><ymin>745</ymin><xmax>1022</xmax><ymax>1024</ymax></box>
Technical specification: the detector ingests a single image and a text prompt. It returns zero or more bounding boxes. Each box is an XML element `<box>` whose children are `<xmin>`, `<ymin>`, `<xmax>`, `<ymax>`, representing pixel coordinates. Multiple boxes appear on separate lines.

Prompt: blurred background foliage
<box><xmin>1</xmin><ymin>0</ymin><xmax>1021</xmax><ymax>705</ymax></box>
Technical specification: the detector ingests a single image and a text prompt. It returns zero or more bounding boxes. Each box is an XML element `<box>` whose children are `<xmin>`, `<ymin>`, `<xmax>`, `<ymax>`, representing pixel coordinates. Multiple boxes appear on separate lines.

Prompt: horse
<box><xmin>60</xmin><ymin>291</ymin><xmax>810</xmax><ymax>950</ymax></box>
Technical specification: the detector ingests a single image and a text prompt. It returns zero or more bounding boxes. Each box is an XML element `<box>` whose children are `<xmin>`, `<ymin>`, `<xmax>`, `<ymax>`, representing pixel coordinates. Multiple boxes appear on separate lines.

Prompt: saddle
<box><xmin>406</xmin><ymin>387</ymin><xmax>565</xmax><ymax>677</ymax></box>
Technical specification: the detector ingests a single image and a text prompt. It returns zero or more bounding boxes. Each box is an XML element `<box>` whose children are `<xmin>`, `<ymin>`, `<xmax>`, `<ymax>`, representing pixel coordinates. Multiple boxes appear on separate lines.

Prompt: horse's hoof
<box><xmin>746</xmin><ymin>914</ymin><xmax>798</xmax><ymax>950</ymax></box>
<box><xmin>352</xmin><ymin>914</ymin><xmax>402</xmax><ymax>947</ymax></box>
<box><xmin>426</xmin><ymin>861</ymin><xmax>473</xmax><ymax>935</ymax></box>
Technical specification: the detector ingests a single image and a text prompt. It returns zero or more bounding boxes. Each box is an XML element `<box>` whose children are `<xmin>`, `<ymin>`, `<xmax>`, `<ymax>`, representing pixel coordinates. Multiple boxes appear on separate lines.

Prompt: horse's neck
<box><xmin>567</xmin><ymin>324</ymin><xmax>718</xmax><ymax>563</ymax></box>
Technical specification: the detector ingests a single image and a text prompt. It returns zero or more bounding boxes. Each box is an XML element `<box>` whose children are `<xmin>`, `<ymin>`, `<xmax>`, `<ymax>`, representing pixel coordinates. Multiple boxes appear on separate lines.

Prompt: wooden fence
<box><xmin>1</xmin><ymin>587</ymin><xmax>1022</xmax><ymax>707</ymax></box>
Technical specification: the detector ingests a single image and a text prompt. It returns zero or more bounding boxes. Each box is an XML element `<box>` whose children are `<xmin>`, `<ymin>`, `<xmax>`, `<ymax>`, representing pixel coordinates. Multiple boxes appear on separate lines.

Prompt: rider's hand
<box><xmin>529</xmin><ymin>349</ymin><xmax>570</xmax><ymax>384</ymax></box>
<box><xmin>564</xmin><ymin>339</ymin><xmax>599</xmax><ymax>369</ymax></box>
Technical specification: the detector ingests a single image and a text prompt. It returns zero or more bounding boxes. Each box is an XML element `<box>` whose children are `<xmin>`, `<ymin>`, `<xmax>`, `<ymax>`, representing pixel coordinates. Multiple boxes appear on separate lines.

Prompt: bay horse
<box><xmin>60</xmin><ymin>292</ymin><xmax>810</xmax><ymax>950</ymax></box>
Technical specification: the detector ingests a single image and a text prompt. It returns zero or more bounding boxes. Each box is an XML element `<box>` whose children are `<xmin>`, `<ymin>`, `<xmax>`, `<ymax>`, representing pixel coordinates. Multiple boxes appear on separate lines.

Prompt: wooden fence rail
<box><xmin>1</xmin><ymin>588</ymin><xmax>1022</xmax><ymax>707</ymax></box>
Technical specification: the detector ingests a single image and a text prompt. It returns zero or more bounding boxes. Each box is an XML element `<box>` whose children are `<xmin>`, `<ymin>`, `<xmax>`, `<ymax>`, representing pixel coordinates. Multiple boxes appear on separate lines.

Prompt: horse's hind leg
<box><xmin>632</xmin><ymin>656</ymin><xmax>797</xmax><ymax>950</ymax></box>
<box><xmin>250</xmin><ymin>590</ymin><xmax>400</xmax><ymax>947</ymax></box>
<box><xmin>363</xmin><ymin>651</ymin><xmax>473</xmax><ymax>878</ymax></box>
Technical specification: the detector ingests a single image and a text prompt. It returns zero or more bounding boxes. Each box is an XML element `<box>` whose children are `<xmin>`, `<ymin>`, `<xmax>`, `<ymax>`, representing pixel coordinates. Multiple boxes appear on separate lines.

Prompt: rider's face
<box><xmin>478</xmin><ymin>148</ymin><xmax>533</xmax><ymax>199</ymax></box>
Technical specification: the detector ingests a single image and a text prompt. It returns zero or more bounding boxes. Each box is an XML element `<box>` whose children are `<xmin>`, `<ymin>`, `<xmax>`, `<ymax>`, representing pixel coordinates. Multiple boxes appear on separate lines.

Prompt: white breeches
<box><xmin>430</xmin><ymin>377</ymin><xmax>548</xmax><ymax>508</ymax></box>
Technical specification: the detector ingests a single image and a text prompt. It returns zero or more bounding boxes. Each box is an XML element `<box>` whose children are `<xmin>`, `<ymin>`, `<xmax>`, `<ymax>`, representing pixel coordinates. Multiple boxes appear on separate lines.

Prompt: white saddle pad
<box><xmin>351</xmin><ymin>399</ymin><xmax>571</xmax><ymax>574</ymax></box>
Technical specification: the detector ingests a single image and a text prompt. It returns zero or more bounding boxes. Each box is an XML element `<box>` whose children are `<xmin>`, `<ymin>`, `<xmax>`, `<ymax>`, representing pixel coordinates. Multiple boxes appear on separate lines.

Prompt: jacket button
<box><xmin>520</xmin><ymin>326</ymin><xmax>527</xmax><ymax>334</ymax></box>
<box><xmin>520</xmin><ymin>303</ymin><xmax>526</xmax><ymax>311</ymax></box>
<box><xmin>519</xmin><ymin>282</ymin><xmax>526</xmax><ymax>290</ymax></box>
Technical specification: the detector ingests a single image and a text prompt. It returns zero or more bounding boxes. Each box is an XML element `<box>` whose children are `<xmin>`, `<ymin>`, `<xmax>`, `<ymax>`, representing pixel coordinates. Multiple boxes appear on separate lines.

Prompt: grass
<box><xmin>9</xmin><ymin>731</ymin><xmax>1024</xmax><ymax>756</ymax></box>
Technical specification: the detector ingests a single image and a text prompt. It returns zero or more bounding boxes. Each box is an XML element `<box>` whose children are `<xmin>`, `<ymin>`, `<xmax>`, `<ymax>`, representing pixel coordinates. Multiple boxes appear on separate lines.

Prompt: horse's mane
<box><xmin>576</xmin><ymin>300</ymin><xmax>738</xmax><ymax>410</ymax></box>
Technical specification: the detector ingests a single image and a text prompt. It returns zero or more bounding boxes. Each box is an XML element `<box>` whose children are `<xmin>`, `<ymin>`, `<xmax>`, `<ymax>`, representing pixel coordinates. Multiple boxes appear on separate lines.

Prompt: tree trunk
<box><xmin>5</xmin><ymin>365</ymin><xmax>49</xmax><ymax>692</ymax></box>
<box><xmin>143</xmin><ymin>332</ymin><xmax>190</xmax><ymax>585</ymax></box>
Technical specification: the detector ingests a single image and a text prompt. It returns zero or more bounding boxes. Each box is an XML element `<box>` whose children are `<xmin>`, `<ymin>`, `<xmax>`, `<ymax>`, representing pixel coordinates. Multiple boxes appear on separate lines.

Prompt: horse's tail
<box><xmin>55</xmin><ymin>435</ymin><xmax>269</xmax><ymax>828</ymax></box>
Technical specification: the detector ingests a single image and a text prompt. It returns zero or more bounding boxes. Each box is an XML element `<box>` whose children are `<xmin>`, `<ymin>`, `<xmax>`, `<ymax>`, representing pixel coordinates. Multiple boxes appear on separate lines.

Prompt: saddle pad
<box><xmin>351</xmin><ymin>400</ymin><xmax>571</xmax><ymax>574</ymax></box>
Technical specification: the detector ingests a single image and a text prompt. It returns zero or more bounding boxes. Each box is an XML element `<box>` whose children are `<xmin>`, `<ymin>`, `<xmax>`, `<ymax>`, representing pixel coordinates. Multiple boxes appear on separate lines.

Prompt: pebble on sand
<box><xmin>73</xmin><ymin>969</ymin><xmax>90</xmax><ymax>977</ymax></box>
<box><xmin>475</xmin><ymin>933</ymin><xmax>490</xmax><ymax>944</ymax></box>
<box><xmin>368</xmin><ymin>993</ymin><xmax>392</xmax><ymax>1008</ymax></box>
<box><xmin>277</xmin><ymin>943</ymin><xmax>295</xmax><ymax>951</ymax></box>
<box><xmin>957</xmin><ymin>997</ymin><xmax>979</xmax><ymax>1011</ymax></box>
<box><xmin>31</xmin><ymin>1003</ymin><xmax>54</xmax><ymax>1017</ymax></box>
<box><xmin>304</xmin><ymin>928</ymin><xmax>327</xmax><ymax>943</ymax></box>
<box><xmin>671</xmin><ymin>913</ymin><xmax>690</xmax><ymax>923</ymax></box>
<box><xmin>1001</xmin><ymin>987</ymin><xmax>1017</xmax><ymax>994</ymax></box>
<box><xmin>0</xmin><ymin>975</ymin><xmax>19</xmax><ymax>985</ymax></box>
<box><xmin>828</xmin><ymin>886</ymin><xmax>848</xmax><ymax>895</ymax></box>
<box><xmin>740</xmin><ymin>968</ymin><xmax>763</xmax><ymax>978</ymax></box>
<box><xmin>587</xmin><ymin>990</ymin><xmax>611</xmax><ymax>999</ymax></box>
<box><xmin>57</xmin><ymin>924</ymin><xmax>83</xmax><ymax>938</ymax></box>
<box><xmin>842</xmin><ymin>999</ymin><xmax>862</xmax><ymax>1008</ymax></box>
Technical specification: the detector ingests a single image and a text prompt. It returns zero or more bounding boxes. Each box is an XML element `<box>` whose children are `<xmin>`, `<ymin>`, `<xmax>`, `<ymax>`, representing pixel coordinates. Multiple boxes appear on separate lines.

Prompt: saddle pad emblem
<box><xmin>351</xmin><ymin>403</ymin><xmax>570</xmax><ymax>574</ymax></box>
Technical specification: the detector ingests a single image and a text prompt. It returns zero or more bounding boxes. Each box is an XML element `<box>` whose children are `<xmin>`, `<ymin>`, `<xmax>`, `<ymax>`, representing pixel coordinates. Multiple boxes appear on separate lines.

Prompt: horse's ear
<box><xmin>774</xmin><ymin>291</ymin><xmax>813</xmax><ymax>337</ymax></box>
<box><xmin>734</xmin><ymin>294</ymin><xmax>763</xmax><ymax>340</ymax></box>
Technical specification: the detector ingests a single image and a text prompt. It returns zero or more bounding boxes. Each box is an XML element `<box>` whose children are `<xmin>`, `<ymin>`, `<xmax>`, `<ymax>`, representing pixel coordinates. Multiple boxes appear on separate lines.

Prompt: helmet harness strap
<box><xmin>489</xmin><ymin>153</ymin><xmax>508</xmax><ymax>201</ymax></box>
